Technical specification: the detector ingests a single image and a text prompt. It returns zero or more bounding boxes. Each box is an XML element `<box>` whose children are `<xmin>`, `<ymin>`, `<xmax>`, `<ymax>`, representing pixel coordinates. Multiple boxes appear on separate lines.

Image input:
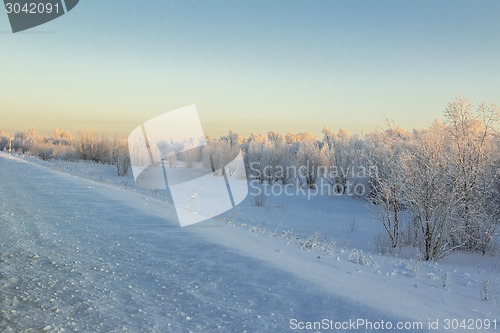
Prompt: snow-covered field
<box><xmin>1</xmin><ymin>152</ymin><xmax>498</xmax><ymax>332</ymax></box>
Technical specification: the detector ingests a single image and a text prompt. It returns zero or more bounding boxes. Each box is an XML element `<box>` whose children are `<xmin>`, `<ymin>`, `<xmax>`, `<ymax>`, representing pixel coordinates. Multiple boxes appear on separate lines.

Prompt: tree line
<box><xmin>0</xmin><ymin>128</ymin><xmax>130</xmax><ymax>176</ymax></box>
<box><xmin>1</xmin><ymin>96</ymin><xmax>498</xmax><ymax>260</ymax></box>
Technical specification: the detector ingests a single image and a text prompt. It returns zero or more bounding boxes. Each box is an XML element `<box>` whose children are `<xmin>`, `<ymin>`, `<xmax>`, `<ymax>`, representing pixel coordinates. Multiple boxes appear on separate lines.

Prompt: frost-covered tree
<box><xmin>111</xmin><ymin>138</ymin><xmax>130</xmax><ymax>176</ymax></box>
<box><xmin>401</xmin><ymin>122</ymin><xmax>463</xmax><ymax>260</ymax></box>
<box><xmin>245</xmin><ymin>132</ymin><xmax>294</xmax><ymax>184</ymax></box>
<box><xmin>12</xmin><ymin>128</ymin><xmax>42</xmax><ymax>153</ymax></box>
<box><xmin>181</xmin><ymin>144</ymin><xmax>202</xmax><ymax>168</ymax></box>
<box><xmin>74</xmin><ymin>129</ymin><xmax>112</xmax><ymax>163</ymax></box>
<box><xmin>267</xmin><ymin>140</ymin><xmax>294</xmax><ymax>184</ymax></box>
<box><xmin>222</xmin><ymin>130</ymin><xmax>245</xmax><ymax>148</ymax></box>
<box><xmin>365</xmin><ymin>126</ymin><xmax>410</xmax><ymax>250</ymax></box>
<box><xmin>202</xmin><ymin>133</ymin><xmax>242</xmax><ymax>176</ymax></box>
<box><xmin>322</xmin><ymin>128</ymin><xmax>359</xmax><ymax>193</ymax></box>
<box><xmin>29</xmin><ymin>129</ymin><xmax>77</xmax><ymax>160</ymax></box>
<box><xmin>267</xmin><ymin>131</ymin><xmax>285</xmax><ymax>145</ymax></box>
<box><xmin>295</xmin><ymin>136</ymin><xmax>326</xmax><ymax>189</ymax></box>
<box><xmin>245</xmin><ymin>138</ymin><xmax>267</xmax><ymax>183</ymax></box>
<box><xmin>487</xmin><ymin>132</ymin><xmax>500</xmax><ymax>232</ymax></box>
<box><xmin>0</xmin><ymin>131</ymin><xmax>11</xmax><ymax>151</ymax></box>
<box><xmin>444</xmin><ymin>96</ymin><xmax>499</xmax><ymax>254</ymax></box>
<box><xmin>50</xmin><ymin>128</ymin><xmax>73</xmax><ymax>145</ymax></box>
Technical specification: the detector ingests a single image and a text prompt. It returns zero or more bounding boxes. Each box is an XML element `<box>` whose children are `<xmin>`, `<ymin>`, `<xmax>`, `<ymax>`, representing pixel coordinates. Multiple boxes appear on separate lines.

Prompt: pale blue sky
<box><xmin>1</xmin><ymin>0</ymin><xmax>499</xmax><ymax>137</ymax></box>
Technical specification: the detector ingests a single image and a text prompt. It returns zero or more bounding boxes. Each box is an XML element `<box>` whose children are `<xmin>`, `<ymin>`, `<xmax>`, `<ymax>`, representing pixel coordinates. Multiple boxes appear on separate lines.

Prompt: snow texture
<box><xmin>1</xmin><ymin>152</ymin><xmax>498</xmax><ymax>332</ymax></box>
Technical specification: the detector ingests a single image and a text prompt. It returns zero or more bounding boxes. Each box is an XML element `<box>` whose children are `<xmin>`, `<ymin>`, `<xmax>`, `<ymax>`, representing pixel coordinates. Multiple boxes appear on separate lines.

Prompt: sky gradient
<box><xmin>1</xmin><ymin>0</ymin><xmax>499</xmax><ymax>137</ymax></box>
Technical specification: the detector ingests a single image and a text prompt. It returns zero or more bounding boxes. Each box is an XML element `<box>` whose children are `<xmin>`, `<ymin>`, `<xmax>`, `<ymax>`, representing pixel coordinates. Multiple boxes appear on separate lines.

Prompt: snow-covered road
<box><xmin>0</xmin><ymin>154</ymin><xmax>412</xmax><ymax>332</ymax></box>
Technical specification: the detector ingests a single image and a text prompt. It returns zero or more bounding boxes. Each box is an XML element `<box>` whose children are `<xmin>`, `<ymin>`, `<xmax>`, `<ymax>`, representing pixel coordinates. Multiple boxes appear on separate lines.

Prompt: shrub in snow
<box><xmin>480</xmin><ymin>280</ymin><xmax>490</xmax><ymax>301</ymax></box>
<box><xmin>348</xmin><ymin>249</ymin><xmax>372</xmax><ymax>266</ymax></box>
<box><xmin>51</xmin><ymin>144</ymin><xmax>79</xmax><ymax>161</ymax></box>
<box><xmin>115</xmin><ymin>151</ymin><xmax>130</xmax><ymax>176</ymax></box>
<box><xmin>250</xmin><ymin>186</ymin><xmax>268</xmax><ymax>207</ymax></box>
<box><xmin>280</xmin><ymin>229</ymin><xmax>293</xmax><ymax>240</ymax></box>
<box><xmin>411</xmin><ymin>261</ymin><xmax>421</xmax><ymax>278</ymax></box>
<box><xmin>0</xmin><ymin>131</ymin><xmax>11</xmax><ymax>151</ymax></box>
<box><xmin>30</xmin><ymin>142</ymin><xmax>54</xmax><ymax>161</ymax></box>
<box><xmin>442</xmin><ymin>272</ymin><xmax>451</xmax><ymax>292</ymax></box>
<box><xmin>300</xmin><ymin>232</ymin><xmax>319</xmax><ymax>251</ymax></box>
<box><xmin>74</xmin><ymin>129</ymin><xmax>112</xmax><ymax>163</ymax></box>
<box><xmin>374</xmin><ymin>230</ymin><xmax>398</xmax><ymax>255</ymax></box>
<box><xmin>202</xmin><ymin>138</ymin><xmax>240</xmax><ymax>175</ymax></box>
<box><xmin>112</xmin><ymin>141</ymin><xmax>131</xmax><ymax>177</ymax></box>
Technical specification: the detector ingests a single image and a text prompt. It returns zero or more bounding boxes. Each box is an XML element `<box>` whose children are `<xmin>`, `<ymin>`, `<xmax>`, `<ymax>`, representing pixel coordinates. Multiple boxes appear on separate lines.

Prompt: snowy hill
<box><xmin>0</xmin><ymin>152</ymin><xmax>498</xmax><ymax>332</ymax></box>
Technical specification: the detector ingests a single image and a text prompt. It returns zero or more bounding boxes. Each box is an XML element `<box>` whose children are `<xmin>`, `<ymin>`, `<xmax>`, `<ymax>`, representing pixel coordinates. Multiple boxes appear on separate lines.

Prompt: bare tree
<box><xmin>444</xmin><ymin>96</ymin><xmax>499</xmax><ymax>253</ymax></box>
<box><xmin>50</xmin><ymin>129</ymin><xmax>73</xmax><ymax>145</ymax></box>
<box><xmin>322</xmin><ymin>128</ymin><xmax>353</xmax><ymax>193</ymax></box>
<box><xmin>75</xmin><ymin>129</ymin><xmax>112</xmax><ymax>163</ymax></box>
<box><xmin>296</xmin><ymin>139</ymin><xmax>326</xmax><ymax>189</ymax></box>
<box><xmin>111</xmin><ymin>137</ymin><xmax>131</xmax><ymax>176</ymax></box>
<box><xmin>366</xmin><ymin>127</ymin><xmax>410</xmax><ymax>250</ymax></box>
<box><xmin>401</xmin><ymin>122</ymin><xmax>463</xmax><ymax>260</ymax></box>
<box><xmin>0</xmin><ymin>131</ymin><xmax>11</xmax><ymax>151</ymax></box>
